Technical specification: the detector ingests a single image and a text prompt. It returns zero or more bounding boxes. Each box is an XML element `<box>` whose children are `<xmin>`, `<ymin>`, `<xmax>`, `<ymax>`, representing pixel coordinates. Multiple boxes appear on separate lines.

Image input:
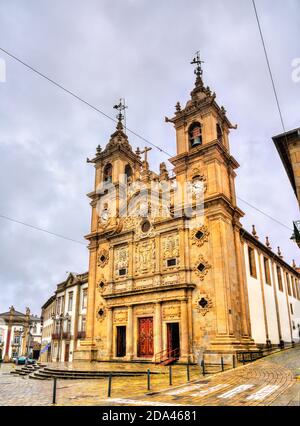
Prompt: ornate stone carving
<box><xmin>195</xmin><ymin>294</ymin><xmax>213</xmax><ymax>316</ymax></box>
<box><xmin>194</xmin><ymin>255</ymin><xmax>211</xmax><ymax>280</ymax></box>
<box><xmin>98</xmin><ymin>249</ymin><xmax>109</xmax><ymax>268</ymax></box>
<box><xmin>114</xmin><ymin>245</ymin><xmax>129</xmax><ymax>278</ymax></box>
<box><xmin>162</xmin><ymin>234</ymin><xmax>179</xmax><ymax>260</ymax></box>
<box><xmin>135</xmin><ymin>239</ymin><xmax>156</xmax><ymax>275</ymax></box>
<box><xmin>113</xmin><ymin>309</ymin><xmax>128</xmax><ymax>323</ymax></box>
<box><xmin>97</xmin><ymin>276</ymin><xmax>107</xmax><ymax>293</ymax></box>
<box><xmin>191</xmin><ymin>225</ymin><xmax>209</xmax><ymax>247</ymax></box>
<box><xmin>162</xmin><ymin>302</ymin><xmax>181</xmax><ymax>320</ymax></box>
<box><xmin>134</xmin><ymin>304</ymin><xmax>155</xmax><ymax>315</ymax></box>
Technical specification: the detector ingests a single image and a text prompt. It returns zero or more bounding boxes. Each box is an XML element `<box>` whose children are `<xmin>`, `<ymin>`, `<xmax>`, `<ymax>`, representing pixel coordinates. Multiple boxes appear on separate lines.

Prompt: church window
<box><xmin>98</xmin><ymin>308</ymin><xmax>104</xmax><ymax>317</ymax></box>
<box><xmin>216</xmin><ymin>123</ymin><xmax>223</xmax><ymax>143</ymax></box>
<box><xmin>119</xmin><ymin>268</ymin><xmax>127</xmax><ymax>276</ymax></box>
<box><xmin>291</xmin><ymin>276</ymin><xmax>297</xmax><ymax>298</ymax></box>
<box><xmin>276</xmin><ymin>266</ymin><xmax>283</xmax><ymax>292</ymax></box>
<box><xmin>263</xmin><ymin>257</ymin><xmax>271</xmax><ymax>285</ymax></box>
<box><xmin>103</xmin><ymin>163</ymin><xmax>112</xmax><ymax>183</ymax></box>
<box><xmin>141</xmin><ymin>220</ymin><xmax>151</xmax><ymax>233</ymax></box>
<box><xmin>125</xmin><ymin>164</ymin><xmax>133</xmax><ymax>182</ymax></box>
<box><xmin>290</xmin><ymin>303</ymin><xmax>294</xmax><ymax>315</ymax></box>
<box><xmin>188</xmin><ymin>122</ymin><xmax>202</xmax><ymax>148</ymax></box>
<box><xmin>197</xmin><ymin>263</ymin><xmax>206</xmax><ymax>273</ymax></box>
<box><xmin>167</xmin><ymin>258</ymin><xmax>177</xmax><ymax>267</ymax></box>
<box><xmin>99</xmin><ymin>281</ymin><xmax>105</xmax><ymax>289</ymax></box>
<box><xmin>286</xmin><ymin>273</ymin><xmax>292</xmax><ymax>296</ymax></box>
<box><xmin>248</xmin><ymin>246</ymin><xmax>257</xmax><ymax>278</ymax></box>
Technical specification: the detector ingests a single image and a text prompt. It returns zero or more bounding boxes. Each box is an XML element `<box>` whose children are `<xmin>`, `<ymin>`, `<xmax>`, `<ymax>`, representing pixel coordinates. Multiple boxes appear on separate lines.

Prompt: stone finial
<box><xmin>265</xmin><ymin>236</ymin><xmax>271</xmax><ymax>249</ymax></box>
<box><xmin>252</xmin><ymin>225</ymin><xmax>258</xmax><ymax>239</ymax></box>
<box><xmin>277</xmin><ymin>246</ymin><xmax>283</xmax><ymax>259</ymax></box>
<box><xmin>135</xmin><ymin>147</ymin><xmax>141</xmax><ymax>160</ymax></box>
<box><xmin>9</xmin><ymin>305</ymin><xmax>15</xmax><ymax>313</ymax></box>
<box><xmin>175</xmin><ymin>102</ymin><xmax>181</xmax><ymax>113</ymax></box>
<box><xmin>292</xmin><ymin>259</ymin><xmax>297</xmax><ymax>268</ymax></box>
<box><xmin>26</xmin><ymin>307</ymin><xmax>30</xmax><ymax>316</ymax></box>
<box><xmin>159</xmin><ymin>162</ymin><xmax>169</xmax><ymax>180</ymax></box>
<box><xmin>96</xmin><ymin>144</ymin><xmax>102</xmax><ymax>154</ymax></box>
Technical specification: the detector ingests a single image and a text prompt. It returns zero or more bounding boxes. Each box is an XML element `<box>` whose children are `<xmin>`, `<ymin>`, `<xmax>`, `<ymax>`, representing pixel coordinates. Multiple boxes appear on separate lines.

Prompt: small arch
<box><xmin>103</xmin><ymin>163</ymin><xmax>112</xmax><ymax>183</ymax></box>
<box><xmin>216</xmin><ymin>123</ymin><xmax>223</xmax><ymax>143</ymax></box>
<box><xmin>188</xmin><ymin>122</ymin><xmax>202</xmax><ymax>148</ymax></box>
<box><xmin>125</xmin><ymin>164</ymin><xmax>133</xmax><ymax>182</ymax></box>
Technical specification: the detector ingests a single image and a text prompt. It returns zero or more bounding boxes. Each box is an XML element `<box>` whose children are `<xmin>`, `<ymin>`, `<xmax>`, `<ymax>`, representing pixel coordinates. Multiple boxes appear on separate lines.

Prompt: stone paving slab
<box><xmin>0</xmin><ymin>347</ymin><xmax>299</xmax><ymax>406</ymax></box>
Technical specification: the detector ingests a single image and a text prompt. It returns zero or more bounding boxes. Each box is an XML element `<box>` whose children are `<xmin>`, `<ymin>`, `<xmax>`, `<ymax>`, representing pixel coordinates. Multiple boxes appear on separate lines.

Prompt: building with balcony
<box><xmin>40</xmin><ymin>272</ymin><xmax>88</xmax><ymax>362</ymax></box>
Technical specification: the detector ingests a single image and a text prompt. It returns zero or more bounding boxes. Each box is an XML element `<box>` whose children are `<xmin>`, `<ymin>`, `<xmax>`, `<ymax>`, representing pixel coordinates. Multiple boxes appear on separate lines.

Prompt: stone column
<box><xmin>180</xmin><ymin>298</ymin><xmax>189</xmax><ymax>361</ymax></box>
<box><xmin>155</xmin><ymin>302</ymin><xmax>162</xmax><ymax>358</ymax></box>
<box><xmin>126</xmin><ymin>305</ymin><xmax>133</xmax><ymax>360</ymax></box>
<box><xmin>106</xmin><ymin>308</ymin><xmax>113</xmax><ymax>359</ymax></box>
<box><xmin>187</xmin><ymin>289</ymin><xmax>194</xmax><ymax>360</ymax></box>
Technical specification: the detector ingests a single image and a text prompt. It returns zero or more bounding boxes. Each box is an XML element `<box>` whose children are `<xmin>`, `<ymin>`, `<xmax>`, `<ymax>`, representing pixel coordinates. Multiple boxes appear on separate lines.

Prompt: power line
<box><xmin>251</xmin><ymin>0</ymin><xmax>286</xmax><ymax>134</ymax></box>
<box><xmin>0</xmin><ymin>213</ymin><xmax>86</xmax><ymax>245</ymax></box>
<box><xmin>0</xmin><ymin>45</ymin><xmax>293</xmax><ymax>239</ymax></box>
<box><xmin>237</xmin><ymin>196</ymin><xmax>292</xmax><ymax>231</ymax></box>
<box><xmin>0</xmin><ymin>47</ymin><xmax>172</xmax><ymax>158</ymax></box>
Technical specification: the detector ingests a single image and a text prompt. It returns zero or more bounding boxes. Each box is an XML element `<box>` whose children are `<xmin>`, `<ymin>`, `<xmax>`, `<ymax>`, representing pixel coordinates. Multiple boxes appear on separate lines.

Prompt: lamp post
<box><xmin>52</xmin><ymin>313</ymin><xmax>69</xmax><ymax>363</ymax></box>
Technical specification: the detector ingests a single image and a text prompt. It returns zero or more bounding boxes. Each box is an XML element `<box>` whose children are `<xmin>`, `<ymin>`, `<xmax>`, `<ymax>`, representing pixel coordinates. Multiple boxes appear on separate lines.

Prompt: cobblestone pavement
<box><xmin>0</xmin><ymin>347</ymin><xmax>299</xmax><ymax>406</ymax></box>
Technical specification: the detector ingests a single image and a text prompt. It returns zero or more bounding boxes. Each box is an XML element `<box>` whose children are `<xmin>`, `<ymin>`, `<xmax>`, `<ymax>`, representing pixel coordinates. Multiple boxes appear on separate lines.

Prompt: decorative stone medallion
<box><xmin>195</xmin><ymin>294</ymin><xmax>213</xmax><ymax>316</ymax></box>
<box><xmin>96</xmin><ymin>305</ymin><xmax>106</xmax><ymax>321</ymax></box>
<box><xmin>98</xmin><ymin>249</ymin><xmax>109</xmax><ymax>267</ymax></box>
<box><xmin>194</xmin><ymin>255</ymin><xmax>211</xmax><ymax>280</ymax></box>
<box><xmin>191</xmin><ymin>225</ymin><xmax>209</xmax><ymax>247</ymax></box>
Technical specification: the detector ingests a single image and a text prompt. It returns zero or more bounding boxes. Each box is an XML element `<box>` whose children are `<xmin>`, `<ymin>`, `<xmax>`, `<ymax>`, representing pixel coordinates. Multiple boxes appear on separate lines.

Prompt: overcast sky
<box><xmin>0</xmin><ymin>0</ymin><xmax>299</xmax><ymax>315</ymax></box>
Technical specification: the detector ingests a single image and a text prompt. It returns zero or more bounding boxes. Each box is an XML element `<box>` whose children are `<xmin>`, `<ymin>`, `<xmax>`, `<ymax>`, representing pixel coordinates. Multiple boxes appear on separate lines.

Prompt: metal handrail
<box><xmin>154</xmin><ymin>347</ymin><xmax>180</xmax><ymax>363</ymax></box>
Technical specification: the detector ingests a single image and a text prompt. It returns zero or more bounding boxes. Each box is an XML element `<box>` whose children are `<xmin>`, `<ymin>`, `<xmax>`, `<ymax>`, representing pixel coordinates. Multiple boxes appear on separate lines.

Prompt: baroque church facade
<box><xmin>73</xmin><ymin>57</ymin><xmax>300</xmax><ymax>364</ymax></box>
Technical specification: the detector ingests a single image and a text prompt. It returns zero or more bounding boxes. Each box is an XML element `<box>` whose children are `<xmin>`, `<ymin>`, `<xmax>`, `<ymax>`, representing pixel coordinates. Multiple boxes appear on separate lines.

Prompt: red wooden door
<box><xmin>138</xmin><ymin>317</ymin><xmax>154</xmax><ymax>357</ymax></box>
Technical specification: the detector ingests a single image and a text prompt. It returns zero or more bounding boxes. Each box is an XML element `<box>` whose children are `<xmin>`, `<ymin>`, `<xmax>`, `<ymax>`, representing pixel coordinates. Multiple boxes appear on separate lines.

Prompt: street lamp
<box><xmin>51</xmin><ymin>312</ymin><xmax>69</xmax><ymax>362</ymax></box>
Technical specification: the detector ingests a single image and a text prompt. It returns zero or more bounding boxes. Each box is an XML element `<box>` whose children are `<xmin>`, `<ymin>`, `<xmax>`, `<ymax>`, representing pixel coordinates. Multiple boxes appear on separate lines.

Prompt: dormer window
<box><xmin>103</xmin><ymin>163</ymin><xmax>112</xmax><ymax>183</ymax></box>
<box><xmin>188</xmin><ymin>122</ymin><xmax>202</xmax><ymax>148</ymax></box>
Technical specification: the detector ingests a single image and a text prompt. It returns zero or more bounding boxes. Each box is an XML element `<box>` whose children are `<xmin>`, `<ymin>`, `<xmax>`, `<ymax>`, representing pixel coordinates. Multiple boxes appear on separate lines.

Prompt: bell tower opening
<box><xmin>188</xmin><ymin>122</ymin><xmax>202</xmax><ymax>148</ymax></box>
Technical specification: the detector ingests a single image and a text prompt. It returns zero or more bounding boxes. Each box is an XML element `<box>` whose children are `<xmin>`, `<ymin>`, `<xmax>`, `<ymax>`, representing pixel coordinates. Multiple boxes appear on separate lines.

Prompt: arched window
<box><xmin>125</xmin><ymin>164</ymin><xmax>133</xmax><ymax>183</ymax></box>
<box><xmin>188</xmin><ymin>122</ymin><xmax>202</xmax><ymax>148</ymax></box>
<box><xmin>216</xmin><ymin>123</ymin><xmax>223</xmax><ymax>143</ymax></box>
<box><xmin>103</xmin><ymin>163</ymin><xmax>112</xmax><ymax>183</ymax></box>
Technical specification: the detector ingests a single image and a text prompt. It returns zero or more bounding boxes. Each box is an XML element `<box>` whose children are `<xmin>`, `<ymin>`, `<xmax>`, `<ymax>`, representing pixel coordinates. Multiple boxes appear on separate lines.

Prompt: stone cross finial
<box><xmin>191</xmin><ymin>51</ymin><xmax>204</xmax><ymax>78</ymax></box>
<box><xmin>141</xmin><ymin>146</ymin><xmax>152</xmax><ymax>163</ymax></box>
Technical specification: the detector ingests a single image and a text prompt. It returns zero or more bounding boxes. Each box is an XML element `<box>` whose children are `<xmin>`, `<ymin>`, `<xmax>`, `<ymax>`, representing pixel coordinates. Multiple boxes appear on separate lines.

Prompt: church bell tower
<box><xmin>166</xmin><ymin>52</ymin><xmax>255</xmax><ymax>355</ymax></box>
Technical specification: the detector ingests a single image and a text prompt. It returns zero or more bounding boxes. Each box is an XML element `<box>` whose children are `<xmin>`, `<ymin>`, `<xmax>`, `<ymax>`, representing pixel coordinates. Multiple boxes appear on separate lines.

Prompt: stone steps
<box><xmin>29</xmin><ymin>366</ymin><xmax>161</xmax><ymax>380</ymax></box>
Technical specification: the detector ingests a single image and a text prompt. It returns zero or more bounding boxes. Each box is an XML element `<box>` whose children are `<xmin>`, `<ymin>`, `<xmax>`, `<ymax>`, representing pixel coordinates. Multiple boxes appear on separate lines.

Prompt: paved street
<box><xmin>0</xmin><ymin>347</ymin><xmax>299</xmax><ymax>406</ymax></box>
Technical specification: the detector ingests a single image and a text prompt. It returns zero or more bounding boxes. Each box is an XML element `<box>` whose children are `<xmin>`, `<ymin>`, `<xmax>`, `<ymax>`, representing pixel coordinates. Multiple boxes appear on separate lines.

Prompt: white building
<box><xmin>242</xmin><ymin>228</ymin><xmax>300</xmax><ymax>346</ymax></box>
<box><xmin>0</xmin><ymin>307</ymin><xmax>42</xmax><ymax>361</ymax></box>
<box><xmin>41</xmin><ymin>272</ymin><xmax>88</xmax><ymax>363</ymax></box>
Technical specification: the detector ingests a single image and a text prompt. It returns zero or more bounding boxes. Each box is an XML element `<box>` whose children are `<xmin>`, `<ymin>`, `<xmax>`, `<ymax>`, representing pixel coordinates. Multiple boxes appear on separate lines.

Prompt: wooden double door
<box><xmin>137</xmin><ymin>317</ymin><xmax>154</xmax><ymax>357</ymax></box>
